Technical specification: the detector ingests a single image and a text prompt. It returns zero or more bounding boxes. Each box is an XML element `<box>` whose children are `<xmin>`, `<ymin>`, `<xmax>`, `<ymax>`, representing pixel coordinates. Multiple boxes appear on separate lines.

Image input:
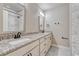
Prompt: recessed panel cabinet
<box><xmin>6</xmin><ymin>34</ymin><xmax>52</xmax><ymax>56</ymax></box>
<box><xmin>46</xmin><ymin>36</ymin><xmax>51</xmax><ymax>53</ymax></box>
<box><xmin>40</xmin><ymin>35</ymin><xmax>51</xmax><ymax>56</ymax></box>
<box><xmin>6</xmin><ymin>40</ymin><xmax>39</xmax><ymax>56</ymax></box>
<box><xmin>24</xmin><ymin>46</ymin><xmax>39</xmax><ymax>56</ymax></box>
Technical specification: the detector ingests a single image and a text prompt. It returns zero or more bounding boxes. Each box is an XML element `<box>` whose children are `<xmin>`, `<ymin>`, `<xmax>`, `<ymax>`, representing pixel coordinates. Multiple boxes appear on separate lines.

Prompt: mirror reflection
<box><xmin>0</xmin><ymin>3</ymin><xmax>25</xmax><ymax>33</ymax></box>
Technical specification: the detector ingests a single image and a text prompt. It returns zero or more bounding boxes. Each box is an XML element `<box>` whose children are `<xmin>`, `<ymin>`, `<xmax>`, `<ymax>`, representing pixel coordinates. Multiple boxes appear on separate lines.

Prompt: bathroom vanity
<box><xmin>0</xmin><ymin>32</ymin><xmax>52</xmax><ymax>56</ymax></box>
<box><xmin>0</xmin><ymin>3</ymin><xmax>52</xmax><ymax>56</ymax></box>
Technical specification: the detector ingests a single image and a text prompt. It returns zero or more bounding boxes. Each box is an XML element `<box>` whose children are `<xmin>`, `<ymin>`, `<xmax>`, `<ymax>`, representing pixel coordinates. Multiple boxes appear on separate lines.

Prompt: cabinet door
<box><xmin>24</xmin><ymin>46</ymin><xmax>39</xmax><ymax>56</ymax></box>
<box><xmin>40</xmin><ymin>48</ymin><xmax>47</xmax><ymax>56</ymax></box>
<box><xmin>40</xmin><ymin>41</ymin><xmax>46</xmax><ymax>52</ymax></box>
<box><xmin>46</xmin><ymin>36</ymin><xmax>51</xmax><ymax>53</ymax></box>
<box><xmin>40</xmin><ymin>38</ymin><xmax>47</xmax><ymax>56</ymax></box>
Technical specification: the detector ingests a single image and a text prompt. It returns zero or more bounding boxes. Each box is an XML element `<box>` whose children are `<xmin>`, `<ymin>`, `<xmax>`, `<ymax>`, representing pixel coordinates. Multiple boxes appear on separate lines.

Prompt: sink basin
<box><xmin>9</xmin><ymin>38</ymin><xmax>30</xmax><ymax>45</ymax></box>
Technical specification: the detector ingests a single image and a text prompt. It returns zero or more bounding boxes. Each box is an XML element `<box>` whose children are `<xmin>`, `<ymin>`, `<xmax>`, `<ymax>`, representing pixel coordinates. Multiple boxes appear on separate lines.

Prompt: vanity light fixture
<box><xmin>40</xmin><ymin>11</ymin><xmax>44</xmax><ymax>16</ymax></box>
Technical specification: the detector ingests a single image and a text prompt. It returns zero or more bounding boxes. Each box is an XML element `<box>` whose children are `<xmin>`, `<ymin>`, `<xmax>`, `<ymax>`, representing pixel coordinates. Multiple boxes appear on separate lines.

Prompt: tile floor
<box><xmin>46</xmin><ymin>46</ymin><xmax>72</xmax><ymax>56</ymax></box>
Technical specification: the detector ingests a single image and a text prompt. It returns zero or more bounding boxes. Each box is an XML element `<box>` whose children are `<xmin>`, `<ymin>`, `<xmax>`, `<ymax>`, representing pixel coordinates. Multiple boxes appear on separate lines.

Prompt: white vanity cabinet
<box><xmin>40</xmin><ymin>34</ymin><xmax>51</xmax><ymax>56</ymax></box>
<box><xmin>40</xmin><ymin>37</ymin><xmax>47</xmax><ymax>56</ymax></box>
<box><xmin>6</xmin><ymin>33</ymin><xmax>52</xmax><ymax>56</ymax></box>
<box><xmin>45</xmin><ymin>35</ymin><xmax>51</xmax><ymax>53</ymax></box>
<box><xmin>6</xmin><ymin>40</ymin><xmax>39</xmax><ymax>56</ymax></box>
<box><xmin>24</xmin><ymin>46</ymin><xmax>39</xmax><ymax>56</ymax></box>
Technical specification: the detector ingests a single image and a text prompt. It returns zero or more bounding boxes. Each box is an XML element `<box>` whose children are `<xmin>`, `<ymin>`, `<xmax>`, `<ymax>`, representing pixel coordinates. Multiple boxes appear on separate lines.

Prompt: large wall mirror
<box><xmin>39</xmin><ymin>10</ymin><xmax>45</xmax><ymax>32</ymax></box>
<box><xmin>0</xmin><ymin>3</ymin><xmax>25</xmax><ymax>33</ymax></box>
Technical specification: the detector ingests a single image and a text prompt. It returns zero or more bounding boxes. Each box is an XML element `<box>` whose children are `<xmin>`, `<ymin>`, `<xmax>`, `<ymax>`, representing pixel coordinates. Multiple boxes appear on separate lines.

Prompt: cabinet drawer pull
<box><xmin>30</xmin><ymin>53</ymin><xmax>32</xmax><ymax>56</ymax></box>
<box><xmin>27</xmin><ymin>54</ymin><xmax>30</xmax><ymax>56</ymax></box>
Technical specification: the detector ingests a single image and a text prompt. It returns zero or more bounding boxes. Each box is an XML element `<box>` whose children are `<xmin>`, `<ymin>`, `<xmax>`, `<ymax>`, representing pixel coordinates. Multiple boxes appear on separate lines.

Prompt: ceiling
<box><xmin>38</xmin><ymin>3</ymin><xmax>66</xmax><ymax>11</ymax></box>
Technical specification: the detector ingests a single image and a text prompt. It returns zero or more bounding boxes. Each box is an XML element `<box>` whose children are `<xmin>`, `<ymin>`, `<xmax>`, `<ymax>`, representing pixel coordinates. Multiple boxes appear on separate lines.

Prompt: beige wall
<box><xmin>45</xmin><ymin>4</ymin><xmax>70</xmax><ymax>47</ymax></box>
<box><xmin>24</xmin><ymin>4</ymin><xmax>40</xmax><ymax>33</ymax></box>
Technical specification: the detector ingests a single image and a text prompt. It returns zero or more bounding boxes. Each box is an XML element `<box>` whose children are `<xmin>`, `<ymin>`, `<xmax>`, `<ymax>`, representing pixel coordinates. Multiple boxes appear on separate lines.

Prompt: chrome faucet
<box><xmin>14</xmin><ymin>32</ymin><xmax>21</xmax><ymax>39</ymax></box>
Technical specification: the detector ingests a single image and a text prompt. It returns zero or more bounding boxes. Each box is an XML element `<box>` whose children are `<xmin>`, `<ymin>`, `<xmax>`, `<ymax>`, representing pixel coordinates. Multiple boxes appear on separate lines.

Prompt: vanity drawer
<box><xmin>40</xmin><ymin>48</ymin><xmax>46</xmax><ymax>56</ymax></box>
<box><xmin>6</xmin><ymin>40</ymin><xmax>39</xmax><ymax>56</ymax></box>
<box><xmin>40</xmin><ymin>38</ymin><xmax>45</xmax><ymax>43</ymax></box>
<box><xmin>40</xmin><ymin>41</ymin><xmax>46</xmax><ymax>52</ymax></box>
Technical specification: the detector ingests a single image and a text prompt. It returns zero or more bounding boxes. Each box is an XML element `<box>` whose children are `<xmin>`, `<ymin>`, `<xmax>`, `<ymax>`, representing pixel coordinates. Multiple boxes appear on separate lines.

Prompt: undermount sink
<box><xmin>9</xmin><ymin>38</ymin><xmax>30</xmax><ymax>45</ymax></box>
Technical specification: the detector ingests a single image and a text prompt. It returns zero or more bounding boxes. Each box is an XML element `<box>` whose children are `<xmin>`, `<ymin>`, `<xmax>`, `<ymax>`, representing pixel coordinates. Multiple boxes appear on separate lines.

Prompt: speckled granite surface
<box><xmin>0</xmin><ymin>32</ymin><xmax>51</xmax><ymax>56</ymax></box>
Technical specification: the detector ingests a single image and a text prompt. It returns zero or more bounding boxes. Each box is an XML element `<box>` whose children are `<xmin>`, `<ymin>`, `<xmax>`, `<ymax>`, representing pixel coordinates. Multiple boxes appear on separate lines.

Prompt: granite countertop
<box><xmin>0</xmin><ymin>32</ymin><xmax>51</xmax><ymax>56</ymax></box>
